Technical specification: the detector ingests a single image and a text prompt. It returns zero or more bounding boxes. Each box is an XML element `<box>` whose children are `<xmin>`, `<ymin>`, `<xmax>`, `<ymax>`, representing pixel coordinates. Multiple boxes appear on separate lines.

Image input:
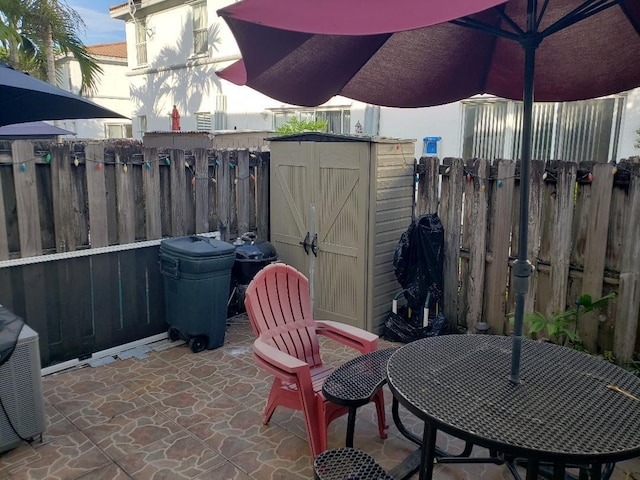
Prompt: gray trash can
<box><xmin>159</xmin><ymin>235</ymin><xmax>236</xmax><ymax>352</ymax></box>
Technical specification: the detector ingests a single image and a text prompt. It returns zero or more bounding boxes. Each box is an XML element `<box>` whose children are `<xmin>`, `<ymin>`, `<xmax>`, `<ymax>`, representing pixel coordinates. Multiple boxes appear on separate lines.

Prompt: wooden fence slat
<box><xmin>614</xmin><ymin>163</ymin><xmax>640</xmax><ymax>363</ymax></box>
<box><xmin>229</xmin><ymin>152</ymin><xmax>238</xmax><ymax>238</ymax></box>
<box><xmin>143</xmin><ymin>147</ymin><xmax>161</xmax><ymax>239</ymax></box>
<box><xmin>417</xmin><ymin>156</ymin><xmax>439</xmax><ymax>215</ymax></box>
<box><xmin>465</xmin><ymin>158</ymin><xmax>489</xmax><ymax>331</ymax></box>
<box><xmin>237</xmin><ymin>149</ymin><xmax>251</xmax><ymax>236</ymax></box>
<box><xmin>194</xmin><ymin>148</ymin><xmax>209</xmax><ymax>234</ymax></box>
<box><xmin>509</xmin><ymin>160</ymin><xmax>545</xmax><ymax>315</ymax></box>
<box><xmin>86</xmin><ymin>142</ymin><xmax>109</xmax><ymax>248</ymax></box>
<box><xmin>50</xmin><ymin>144</ymin><xmax>76</xmax><ymax>252</ymax></box>
<box><xmin>580</xmin><ymin>162</ymin><xmax>614</xmax><ymax>351</ymax></box>
<box><xmin>484</xmin><ymin>159</ymin><xmax>516</xmax><ymax>334</ymax></box>
<box><xmin>546</xmin><ymin>161</ymin><xmax>577</xmax><ymax>321</ymax></box>
<box><xmin>12</xmin><ymin>141</ymin><xmax>42</xmax><ymax>256</ymax></box>
<box><xmin>217</xmin><ymin>150</ymin><xmax>231</xmax><ymax>241</ymax></box>
<box><xmin>440</xmin><ymin>158</ymin><xmax>464</xmax><ymax>329</ymax></box>
<box><xmin>115</xmin><ymin>147</ymin><xmax>135</xmax><ymax>244</ymax></box>
<box><xmin>170</xmin><ymin>149</ymin><xmax>186</xmax><ymax>236</ymax></box>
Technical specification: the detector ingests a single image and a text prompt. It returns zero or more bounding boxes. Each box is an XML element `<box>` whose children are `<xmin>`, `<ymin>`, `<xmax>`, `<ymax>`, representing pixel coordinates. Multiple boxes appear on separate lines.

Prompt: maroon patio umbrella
<box><xmin>217</xmin><ymin>0</ymin><xmax>640</xmax><ymax>382</ymax></box>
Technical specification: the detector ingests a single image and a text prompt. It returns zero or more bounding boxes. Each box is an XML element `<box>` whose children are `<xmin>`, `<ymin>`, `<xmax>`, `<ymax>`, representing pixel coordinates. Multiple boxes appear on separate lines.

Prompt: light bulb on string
<box><xmin>191</xmin><ymin>177</ymin><xmax>195</xmax><ymax>185</ymax></box>
<box><xmin>215</xmin><ymin>160</ymin><xmax>221</xmax><ymax>167</ymax></box>
<box><xmin>497</xmin><ymin>179</ymin><xmax>503</xmax><ymax>188</ymax></box>
<box><xmin>45</xmin><ymin>153</ymin><xmax>51</xmax><ymax>163</ymax></box>
<box><xmin>612</xmin><ymin>166</ymin><xmax>618</xmax><ymax>175</ymax></box>
<box><xmin>20</xmin><ymin>163</ymin><xmax>27</xmax><ymax>172</ymax></box>
<box><xmin>211</xmin><ymin>177</ymin><xmax>217</xmax><ymax>184</ymax></box>
<box><xmin>250</xmin><ymin>174</ymin><xmax>255</xmax><ymax>181</ymax></box>
<box><xmin>165</xmin><ymin>157</ymin><xmax>171</xmax><ymax>165</ymax></box>
<box><xmin>146</xmin><ymin>162</ymin><xmax>151</xmax><ymax>170</ymax></box>
<box><xmin>97</xmin><ymin>163</ymin><xmax>103</xmax><ymax>171</ymax></box>
<box><xmin>123</xmin><ymin>164</ymin><xmax>128</xmax><ymax>173</ymax></box>
<box><xmin>588</xmin><ymin>173</ymin><xmax>593</xmax><ymax>182</ymax></box>
<box><xmin>543</xmin><ymin>172</ymin><xmax>548</xmax><ymax>180</ymax></box>
<box><xmin>466</xmin><ymin>173</ymin><xmax>472</xmax><ymax>183</ymax></box>
<box><xmin>184</xmin><ymin>161</ymin><xmax>190</xmax><ymax>168</ymax></box>
<box><xmin>445</xmin><ymin>166</ymin><xmax>451</xmax><ymax>174</ymax></box>
<box><xmin>74</xmin><ymin>158</ymin><xmax>79</xmax><ymax>167</ymax></box>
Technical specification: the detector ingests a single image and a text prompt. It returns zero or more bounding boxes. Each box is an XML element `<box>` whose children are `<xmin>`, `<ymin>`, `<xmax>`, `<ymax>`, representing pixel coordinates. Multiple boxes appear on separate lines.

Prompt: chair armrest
<box><xmin>315</xmin><ymin>320</ymin><xmax>379</xmax><ymax>354</ymax></box>
<box><xmin>253</xmin><ymin>335</ymin><xmax>308</xmax><ymax>376</ymax></box>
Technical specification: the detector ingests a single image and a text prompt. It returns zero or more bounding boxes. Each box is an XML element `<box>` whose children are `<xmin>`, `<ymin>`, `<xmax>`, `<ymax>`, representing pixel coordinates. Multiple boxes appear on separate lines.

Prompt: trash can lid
<box><xmin>160</xmin><ymin>235</ymin><xmax>235</xmax><ymax>258</ymax></box>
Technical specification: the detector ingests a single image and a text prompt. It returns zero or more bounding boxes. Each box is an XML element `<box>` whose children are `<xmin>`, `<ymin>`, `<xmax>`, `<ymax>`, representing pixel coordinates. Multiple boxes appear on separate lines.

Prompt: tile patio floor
<box><xmin>1</xmin><ymin>315</ymin><xmax>639</xmax><ymax>480</ymax></box>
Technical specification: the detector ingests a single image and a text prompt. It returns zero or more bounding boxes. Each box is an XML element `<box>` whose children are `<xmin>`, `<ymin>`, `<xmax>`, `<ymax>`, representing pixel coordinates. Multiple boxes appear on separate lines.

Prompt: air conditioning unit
<box><xmin>0</xmin><ymin>324</ymin><xmax>46</xmax><ymax>453</ymax></box>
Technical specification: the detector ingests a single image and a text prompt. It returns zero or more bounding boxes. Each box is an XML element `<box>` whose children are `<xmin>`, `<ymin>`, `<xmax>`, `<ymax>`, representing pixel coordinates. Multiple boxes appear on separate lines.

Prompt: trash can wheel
<box><xmin>168</xmin><ymin>327</ymin><xmax>180</xmax><ymax>342</ymax></box>
<box><xmin>189</xmin><ymin>335</ymin><xmax>207</xmax><ymax>353</ymax></box>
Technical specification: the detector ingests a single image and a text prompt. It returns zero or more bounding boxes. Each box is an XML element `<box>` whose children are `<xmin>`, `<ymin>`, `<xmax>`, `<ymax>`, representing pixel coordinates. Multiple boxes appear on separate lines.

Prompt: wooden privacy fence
<box><xmin>0</xmin><ymin>140</ymin><xmax>270</xmax><ymax>258</ymax></box>
<box><xmin>417</xmin><ymin>156</ymin><xmax>640</xmax><ymax>363</ymax></box>
<box><xmin>0</xmin><ymin>140</ymin><xmax>270</xmax><ymax>368</ymax></box>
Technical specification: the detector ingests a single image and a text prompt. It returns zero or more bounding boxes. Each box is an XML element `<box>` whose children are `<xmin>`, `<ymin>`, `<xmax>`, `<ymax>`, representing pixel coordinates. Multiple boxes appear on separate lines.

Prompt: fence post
<box><xmin>86</xmin><ymin>142</ymin><xmax>109</xmax><ymax>248</ymax></box>
<box><xmin>237</xmin><ymin>149</ymin><xmax>251</xmax><ymax>236</ymax></box>
<box><xmin>170</xmin><ymin>149</ymin><xmax>187</xmax><ymax>236</ymax></box>
<box><xmin>440</xmin><ymin>157</ymin><xmax>464</xmax><ymax>330</ymax></box>
<box><xmin>194</xmin><ymin>148</ymin><xmax>209</xmax><ymax>234</ymax></box>
<box><xmin>143</xmin><ymin>147</ymin><xmax>161</xmax><ymax>239</ymax></box>
<box><xmin>12</xmin><ymin>140</ymin><xmax>42</xmax><ymax>256</ymax></box>
<box><xmin>614</xmin><ymin>163</ymin><xmax>640</xmax><ymax>363</ymax></box>
<box><xmin>217</xmin><ymin>150</ymin><xmax>231</xmax><ymax>242</ymax></box>
<box><xmin>416</xmin><ymin>156</ymin><xmax>439</xmax><ymax>215</ymax></box>
<box><xmin>256</xmin><ymin>152</ymin><xmax>270</xmax><ymax>241</ymax></box>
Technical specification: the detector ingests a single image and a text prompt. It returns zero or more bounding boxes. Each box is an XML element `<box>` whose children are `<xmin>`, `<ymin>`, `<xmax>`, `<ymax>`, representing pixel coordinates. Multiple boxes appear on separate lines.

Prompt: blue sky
<box><xmin>67</xmin><ymin>0</ymin><xmax>126</xmax><ymax>46</ymax></box>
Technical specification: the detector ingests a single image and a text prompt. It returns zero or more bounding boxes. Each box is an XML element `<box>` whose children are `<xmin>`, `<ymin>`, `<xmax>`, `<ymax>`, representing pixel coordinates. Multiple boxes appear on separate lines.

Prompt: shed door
<box><xmin>270</xmin><ymin>141</ymin><xmax>370</xmax><ymax>328</ymax></box>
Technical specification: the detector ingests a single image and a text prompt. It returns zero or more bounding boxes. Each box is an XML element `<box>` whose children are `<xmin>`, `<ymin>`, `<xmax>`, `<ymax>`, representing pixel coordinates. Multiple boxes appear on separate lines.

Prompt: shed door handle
<box><xmin>299</xmin><ymin>232</ymin><xmax>310</xmax><ymax>255</ymax></box>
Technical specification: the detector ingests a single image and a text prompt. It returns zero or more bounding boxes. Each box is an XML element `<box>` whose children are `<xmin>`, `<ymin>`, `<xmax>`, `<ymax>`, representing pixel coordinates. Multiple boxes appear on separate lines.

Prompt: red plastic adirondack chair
<box><xmin>244</xmin><ymin>263</ymin><xmax>388</xmax><ymax>457</ymax></box>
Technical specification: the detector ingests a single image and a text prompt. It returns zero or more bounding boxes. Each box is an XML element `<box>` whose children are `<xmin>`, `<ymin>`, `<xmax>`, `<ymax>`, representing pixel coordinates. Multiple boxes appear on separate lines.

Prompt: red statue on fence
<box><xmin>171</xmin><ymin>105</ymin><xmax>180</xmax><ymax>131</ymax></box>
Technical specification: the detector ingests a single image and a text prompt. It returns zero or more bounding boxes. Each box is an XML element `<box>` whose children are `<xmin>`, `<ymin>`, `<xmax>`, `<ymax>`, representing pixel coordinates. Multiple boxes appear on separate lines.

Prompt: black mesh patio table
<box><xmin>386</xmin><ymin>335</ymin><xmax>640</xmax><ymax>480</ymax></box>
<box><xmin>322</xmin><ymin>347</ymin><xmax>397</xmax><ymax>448</ymax></box>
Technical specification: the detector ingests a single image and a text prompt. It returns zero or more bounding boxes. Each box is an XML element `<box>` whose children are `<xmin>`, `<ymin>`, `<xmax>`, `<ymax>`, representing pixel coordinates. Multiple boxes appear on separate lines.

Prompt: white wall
<box><xmin>58</xmin><ymin>56</ymin><xmax>132</xmax><ymax>139</ymax></box>
<box><xmin>116</xmin><ymin>0</ymin><xmax>640</xmax><ymax>159</ymax></box>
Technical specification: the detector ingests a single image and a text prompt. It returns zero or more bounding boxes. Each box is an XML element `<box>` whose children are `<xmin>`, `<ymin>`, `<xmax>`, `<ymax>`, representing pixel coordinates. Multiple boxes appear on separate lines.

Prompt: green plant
<box><xmin>275</xmin><ymin>117</ymin><xmax>328</xmax><ymax>135</ymax></box>
<box><xmin>509</xmin><ymin>292</ymin><xmax>616</xmax><ymax>348</ymax></box>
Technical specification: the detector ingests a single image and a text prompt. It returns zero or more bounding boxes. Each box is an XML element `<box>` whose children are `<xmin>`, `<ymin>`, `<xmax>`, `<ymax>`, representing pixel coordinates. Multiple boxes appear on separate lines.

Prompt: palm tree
<box><xmin>0</xmin><ymin>0</ymin><xmax>102</xmax><ymax>95</ymax></box>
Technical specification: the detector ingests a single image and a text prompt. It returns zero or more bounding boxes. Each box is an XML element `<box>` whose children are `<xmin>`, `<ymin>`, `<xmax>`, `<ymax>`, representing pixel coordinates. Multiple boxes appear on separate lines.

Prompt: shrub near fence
<box><xmin>417</xmin><ymin>156</ymin><xmax>640</xmax><ymax>364</ymax></box>
<box><xmin>0</xmin><ymin>140</ymin><xmax>269</xmax><ymax>368</ymax></box>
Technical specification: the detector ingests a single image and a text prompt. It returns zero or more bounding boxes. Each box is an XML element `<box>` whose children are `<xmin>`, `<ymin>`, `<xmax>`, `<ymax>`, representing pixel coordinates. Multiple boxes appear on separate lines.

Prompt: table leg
<box><xmin>525</xmin><ymin>458</ymin><xmax>539</xmax><ymax>480</ymax></box>
<box><xmin>419</xmin><ymin>422</ymin><xmax>437</xmax><ymax>480</ymax></box>
<box><xmin>345</xmin><ymin>406</ymin><xmax>357</xmax><ymax>448</ymax></box>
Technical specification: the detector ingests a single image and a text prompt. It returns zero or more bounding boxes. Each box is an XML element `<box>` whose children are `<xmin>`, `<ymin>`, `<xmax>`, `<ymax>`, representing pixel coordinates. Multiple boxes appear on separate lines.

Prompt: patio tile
<box><xmin>188</xmin><ymin>403</ymin><xmax>290</xmax><ymax>459</ymax></box>
<box><xmin>75</xmin><ymin>463</ymin><xmax>130</xmax><ymax>480</ymax></box>
<box><xmin>82</xmin><ymin>405</ymin><xmax>183</xmax><ymax>460</ymax></box>
<box><xmin>120</xmin><ymin>369</ymin><xmax>202</xmax><ymax>403</ymax></box>
<box><xmin>114</xmin><ymin>431</ymin><xmax>223</xmax><ymax>480</ymax></box>
<box><xmin>225</xmin><ymin>426</ymin><xmax>314</xmax><ymax>479</ymax></box>
<box><xmin>195</xmin><ymin>460</ymin><xmax>253</xmax><ymax>479</ymax></box>
<box><xmin>149</xmin><ymin>384</ymin><xmax>240</xmax><ymax>429</ymax></box>
<box><xmin>54</xmin><ymin>384</ymin><xmax>147</xmax><ymax>430</ymax></box>
<box><xmin>2</xmin><ymin>318</ymin><xmax>639</xmax><ymax>480</ymax></box>
<box><xmin>6</xmin><ymin>431</ymin><xmax>109</xmax><ymax>480</ymax></box>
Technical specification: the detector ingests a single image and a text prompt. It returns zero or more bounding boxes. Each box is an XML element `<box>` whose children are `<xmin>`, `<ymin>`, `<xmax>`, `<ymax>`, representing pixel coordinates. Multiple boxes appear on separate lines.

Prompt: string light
<box><xmin>45</xmin><ymin>153</ymin><xmax>51</xmax><ymax>163</ymax></box>
<box><xmin>497</xmin><ymin>180</ymin><xmax>503</xmax><ymax>188</ymax></box>
<box><xmin>20</xmin><ymin>163</ymin><xmax>27</xmax><ymax>172</ymax></box>
<box><xmin>123</xmin><ymin>164</ymin><xmax>128</xmax><ymax>173</ymax></box>
<box><xmin>146</xmin><ymin>162</ymin><xmax>151</xmax><ymax>169</ymax></box>
<box><xmin>74</xmin><ymin>158</ymin><xmax>79</xmax><ymax>167</ymax></box>
<box><xmin>97</xmin><ymin>163</ymin><xmax>103</xmax><ymax>171</ymax></box>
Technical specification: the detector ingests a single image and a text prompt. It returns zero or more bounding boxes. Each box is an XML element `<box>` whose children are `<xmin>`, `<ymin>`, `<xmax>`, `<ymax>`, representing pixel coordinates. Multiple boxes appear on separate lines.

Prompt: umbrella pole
<box><xmin>510</xmin><ymin>8</ymin><xmax>538</xmax><ymax>384</ymax></box>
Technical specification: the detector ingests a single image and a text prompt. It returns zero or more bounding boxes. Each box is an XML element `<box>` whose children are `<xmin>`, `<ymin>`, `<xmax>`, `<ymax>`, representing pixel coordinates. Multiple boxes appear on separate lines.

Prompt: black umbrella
<box><xmin>218</xmin><ymin>0</ymin><xmax>640</xmax><ymax>382</ymax></box>
<box><xmin>0</xmin><ymin>62</ymin><xmax>127</xmax><ymax>126</ymax></box>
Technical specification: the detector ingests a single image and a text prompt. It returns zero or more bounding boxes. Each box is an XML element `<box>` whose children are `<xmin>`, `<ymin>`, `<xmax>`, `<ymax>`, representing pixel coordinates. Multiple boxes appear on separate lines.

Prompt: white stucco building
<box><xmin>57</xmin><ymin>42</ymin><xmax>132</xmax><ymax>139</ymax></box>
<box><xmin>110</xmin><ymin>0</ymin><xmax>639</xmax><ymax>162</ymax></box>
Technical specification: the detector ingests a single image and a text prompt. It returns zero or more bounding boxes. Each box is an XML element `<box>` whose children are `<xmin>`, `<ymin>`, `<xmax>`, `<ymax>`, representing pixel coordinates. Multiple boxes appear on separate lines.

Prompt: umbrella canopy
<box><xmin>218</xmin><ymin>0</ymin><xmax>640</xmax><ymax>108</ymax></box>
<box><xmin>218</xmin><ymin>0</ymin><xmax>640</xmax><ymax>383</ymax></box>
<box><xmin>0</xmin><ymin>121</ymin><xmax>76</xmax><ymax>139</ymax></box>
<box><xmin>0</xmin><ymin>63</ymin><xmax>127</xmax><ymax>127</ymax></box>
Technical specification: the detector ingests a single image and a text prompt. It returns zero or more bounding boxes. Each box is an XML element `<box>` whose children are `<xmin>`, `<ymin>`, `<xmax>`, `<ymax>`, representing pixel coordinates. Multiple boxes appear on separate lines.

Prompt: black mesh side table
<box><xmin>322</xmin><ymin>347</ymin><xmax>397</xmax><ymax>448</ymax></box>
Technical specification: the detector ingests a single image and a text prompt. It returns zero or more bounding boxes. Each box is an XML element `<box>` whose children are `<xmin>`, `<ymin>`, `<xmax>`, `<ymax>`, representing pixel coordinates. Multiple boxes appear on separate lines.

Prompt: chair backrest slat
<box><xmin>246</xmin><ymin>264</ymin><xmax>322</xmax><ymax>367</ymax></box>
